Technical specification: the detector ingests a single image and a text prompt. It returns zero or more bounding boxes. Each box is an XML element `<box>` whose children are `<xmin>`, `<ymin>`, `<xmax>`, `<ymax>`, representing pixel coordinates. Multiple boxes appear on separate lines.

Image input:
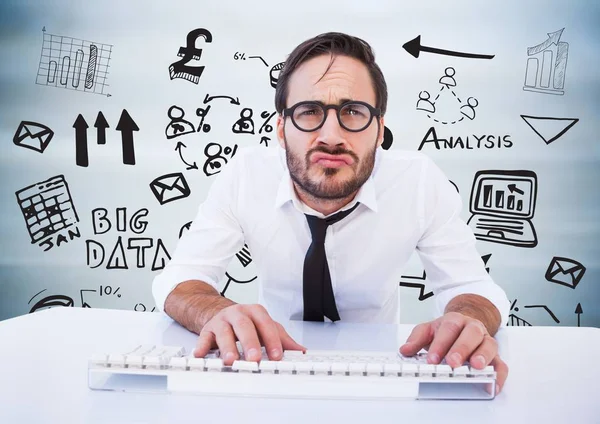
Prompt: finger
<box><xmin>248</xmin><ymin>306</ymin><xmax>284</xmax><ymax>361</ymax></box>
<box><xmin>441</xmin><ymin>319</ymin><xmax>487</xmax><ymax>368</ymax></box>
<box><xmin>213</xmin><ymin>320</ymin><xmax>241</xmax><ymax>366</ymax></box>
<box><xmin>426</xmin><ymin>317</ymin><xmax>467</xmax><ymax>364</ymax></box>
<box><xmin>194</xmin><ymin>330</ymin><xmax>216</xmax><ymax>358</ymax></box>
<box><xmin>491</xmin><ymin>355</ymin><xmax>509</xmax><ymax>395</ymax></box>
<box><xmin>467</xmin><ymin>335</ymin><xmax>498</xmax><ymax>369</ymax></box>
<box><xmin>228</xmin><ymin>311</ymin><xmax>262</xmax><ymax>363</ymax></box>
<box><xmin>276</xmin><ymin>322</ymin><xmax>306</xmax><ymax>353</ymax></box>
<box><xmin>399</xmin><ymin>323</ymin><xmax>433</xmax><ymax>356</ymax></box>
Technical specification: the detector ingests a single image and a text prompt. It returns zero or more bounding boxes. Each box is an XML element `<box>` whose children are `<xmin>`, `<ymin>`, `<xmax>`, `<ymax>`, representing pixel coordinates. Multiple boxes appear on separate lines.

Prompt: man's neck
<box><xmin>293</xmin><ymin>182</ymin><xmax>358</xmax><ymax>216</ymax></box>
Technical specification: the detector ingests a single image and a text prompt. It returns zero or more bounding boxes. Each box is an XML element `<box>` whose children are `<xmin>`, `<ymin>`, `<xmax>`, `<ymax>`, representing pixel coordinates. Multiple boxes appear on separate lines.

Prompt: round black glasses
<box><xmin>283</xmin><ymin>101</ymin><xmax>381</xmax><ymax>132</ymax></box>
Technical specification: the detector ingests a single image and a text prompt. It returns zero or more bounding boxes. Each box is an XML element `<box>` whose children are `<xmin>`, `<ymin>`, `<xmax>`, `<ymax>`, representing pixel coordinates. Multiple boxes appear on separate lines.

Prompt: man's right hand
<box><xmin>193</xmin><ymin>303</ymin><xmax>306</xmax><ymax>365</ymax></box>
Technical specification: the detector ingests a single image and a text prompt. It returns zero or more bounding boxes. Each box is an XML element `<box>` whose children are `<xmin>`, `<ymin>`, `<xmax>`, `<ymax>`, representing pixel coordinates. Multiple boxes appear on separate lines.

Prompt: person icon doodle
<box><xmin>232</xmin><ymin>108</ymin><xmax>255</xmax><ymax>134</ymax></box>
<box><xmin>439</xmin><ymin>67</ymin><xmax>457</xmax><ymax>88</ymax></box>
<box><xmin>460</xmin><ymin>97</ymin><xmax>478</xmax><ymax>120</ymax></box>
<box><xmin>165</xmin><ymin>105</ymin><xmax>196</xmax><ymax>139</ymax></box>
<box><xmin>416</xmin><ymin>90</ymin><xmax>436</xmax><ymax>113</ymax></box>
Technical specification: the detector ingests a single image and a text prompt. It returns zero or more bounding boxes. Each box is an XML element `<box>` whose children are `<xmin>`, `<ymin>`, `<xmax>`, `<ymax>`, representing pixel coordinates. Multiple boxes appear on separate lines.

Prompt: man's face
<box><xmin>276</xmin><ymin>54</ymin><xmax>384</xmax><ymax>200</ymax></box>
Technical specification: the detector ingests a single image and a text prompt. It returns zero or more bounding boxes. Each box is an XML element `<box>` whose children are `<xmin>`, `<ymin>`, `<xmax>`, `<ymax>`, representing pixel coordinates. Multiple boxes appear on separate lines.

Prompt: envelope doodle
<box><xmin>150</xmin><ymin>172</ymin><xmax>191</xmax><ymax>205</ymax></box>
<box><xmin>544</xmin><ymin>256</ymin><xmax>586</xmax><ymax>289</ymax></box>
<box><xmin>13</xmin><ymin>121</ymin><xmax>54</xmax><ymax>153</ymax></box>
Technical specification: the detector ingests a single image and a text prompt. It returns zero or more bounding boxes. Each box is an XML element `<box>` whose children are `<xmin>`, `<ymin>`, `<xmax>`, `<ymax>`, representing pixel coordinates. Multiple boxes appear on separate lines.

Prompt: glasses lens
<box><xmin>340</xmin><ymin>103</ymin><xmax>372</xmax><ymax>131</ymax></box>
<box><xmin>293</xmin><ymin>103</ymin><xmax>324</xmax><ymax>131</ymax></box>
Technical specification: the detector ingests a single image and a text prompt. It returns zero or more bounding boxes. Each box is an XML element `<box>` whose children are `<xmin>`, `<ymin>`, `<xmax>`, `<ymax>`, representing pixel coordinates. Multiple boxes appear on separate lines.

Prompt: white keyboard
<box><xmin>87</xmin><ymin>344</ymin><xmax>497</xmax><ymax>400</ymax></box>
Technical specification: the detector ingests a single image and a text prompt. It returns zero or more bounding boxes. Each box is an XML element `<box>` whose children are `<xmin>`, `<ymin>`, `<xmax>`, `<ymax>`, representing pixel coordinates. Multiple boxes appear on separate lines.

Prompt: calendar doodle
<box><xmin>15</xmin><ymin>175</ymin><xmax>81</xmax><ymax>252</ymax></box>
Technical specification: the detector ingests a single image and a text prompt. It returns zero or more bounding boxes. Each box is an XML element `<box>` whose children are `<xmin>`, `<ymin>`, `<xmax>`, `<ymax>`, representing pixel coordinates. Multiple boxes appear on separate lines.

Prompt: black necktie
<box><xmin>303</xmin><ymin>202</ymin><xmax>360</xmax><ymax>322</ymax></box>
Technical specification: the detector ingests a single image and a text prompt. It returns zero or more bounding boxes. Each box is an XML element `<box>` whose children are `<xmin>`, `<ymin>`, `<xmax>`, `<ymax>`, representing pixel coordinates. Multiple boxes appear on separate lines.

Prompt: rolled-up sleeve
<box><xmin>416</xmin><ymin>156</ymin><xmax>511</xmax><ymax>328</ymax></box>
<box><xmin>151</xmin><ymin>154</ymin><xmax>246</xmax><ymax>312</ymax></box>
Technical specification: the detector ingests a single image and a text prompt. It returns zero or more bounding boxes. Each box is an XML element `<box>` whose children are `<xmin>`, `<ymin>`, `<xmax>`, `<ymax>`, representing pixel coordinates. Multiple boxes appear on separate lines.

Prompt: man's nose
<box><xmin>316</xmin><ymin>109</ymin><xmax>345</xmax><ymax>145</ymax></box>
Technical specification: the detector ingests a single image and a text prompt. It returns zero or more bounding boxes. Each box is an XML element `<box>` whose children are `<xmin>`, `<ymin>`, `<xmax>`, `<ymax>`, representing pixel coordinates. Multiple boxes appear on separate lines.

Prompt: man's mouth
<box><xmin>311</xmin><ymin>152</ymin><xmax>354</xmax><ymax>168</ymax></box>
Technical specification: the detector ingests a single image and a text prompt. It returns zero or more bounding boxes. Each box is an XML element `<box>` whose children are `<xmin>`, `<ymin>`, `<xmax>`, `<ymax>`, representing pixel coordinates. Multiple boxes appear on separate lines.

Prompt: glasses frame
<box><xmin>282</xmin><ymin>100</ymin><xmax>381</xmax><ymax>133</ymax></box>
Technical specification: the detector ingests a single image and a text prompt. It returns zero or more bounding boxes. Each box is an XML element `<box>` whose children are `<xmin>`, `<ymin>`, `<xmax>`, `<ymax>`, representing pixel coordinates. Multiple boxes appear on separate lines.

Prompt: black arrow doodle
<box><xmin>175</xmin><ymin>141</ymin><xmax>198</xmax><ymax>170</ymax></box>
<box><xmin>575</xmin><ymin>303</ymin><xmax>583</xmax><ymax>327</ymax></box>
<box><xmin>116</xmin><ymin>109</ymin><xmax>139</xmax><ymax>165</ymax></box>
<box><xmin>94</xmin><ymin>111</ymin><xmax>109</xmax><ymax>145</ymax></box>
<box><xmin>80</xmin><ymin>289</ymin><xmax>96</xmax><ymax>308</ymax></box>
<box><xmin>508</xmin><ymin>184</ymin><xmax>525</xmax><ymax>195</ymax></box>
<box><xmin>73</xmin><ymin>114</ymin><xmax>89</xmax><ymax>167</ymax></box>
<box><xmin>204</xmin><ymin>94</ymin><xmax>240</xmax><ymax>105</ymax></box>
<box><xmin>403</xmin><ymin>35</ymin><xmax>495</xmax><ymax>59</ymax></box>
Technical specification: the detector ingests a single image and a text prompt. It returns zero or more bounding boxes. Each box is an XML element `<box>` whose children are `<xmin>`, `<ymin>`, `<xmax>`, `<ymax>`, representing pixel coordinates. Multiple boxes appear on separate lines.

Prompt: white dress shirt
<box><xmin>152</xmin><ymin>145</ymin><xmax>511</xmax><ymax>327</ymax></box>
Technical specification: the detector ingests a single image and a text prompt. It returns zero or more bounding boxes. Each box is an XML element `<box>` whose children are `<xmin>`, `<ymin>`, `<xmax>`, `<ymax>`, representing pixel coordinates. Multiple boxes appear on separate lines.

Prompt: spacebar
<box><xmin>167</xmin><ymin>372</ymin><xmax>420</xmax><ymax>400</ymax></box>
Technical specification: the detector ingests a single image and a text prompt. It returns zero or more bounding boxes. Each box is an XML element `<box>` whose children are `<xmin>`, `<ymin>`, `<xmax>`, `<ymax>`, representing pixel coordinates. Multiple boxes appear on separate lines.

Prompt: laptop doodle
<box><xmin>467</xmin><ymin>170</ymin><xmax>538</xmax><ymax>248</ymax></box>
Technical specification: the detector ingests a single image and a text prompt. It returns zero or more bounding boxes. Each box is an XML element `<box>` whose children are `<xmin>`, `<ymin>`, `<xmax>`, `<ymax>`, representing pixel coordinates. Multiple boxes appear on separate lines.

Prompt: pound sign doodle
<box><xmin>169</xmin><ymin>28</ymin><xmax>213</xmax><ymax>84</ymax></box>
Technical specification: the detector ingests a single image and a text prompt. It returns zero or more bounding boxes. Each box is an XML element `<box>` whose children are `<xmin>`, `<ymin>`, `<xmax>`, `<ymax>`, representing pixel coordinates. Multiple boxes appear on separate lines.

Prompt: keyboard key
<box><xmin>277</xmin><ymin>362</ymin><xmax>295</xmax><ymax>374</ymax></box>
<box><xmin>331</xmin><ymin>362</ymin><xmax>349</xmax><ymax>375</ymax></box>
<box><xmin>169</xmin><ymin>357</ymin><xmax>188</xmax><ymax>370</ymax></box>
<box><xmin>187</xmin><ymin>357</ymin><xmax>205</xmax><ymax>371</ymax></box>
<box><xmin>126</xmin><ymin>354</ymin><xmax>143</xmax><ymax>368</ymax></box>
<box><xmin>418</xmin><ymin>364</ymin><xmax>435</xmax><ymax>377</ymax></box>
<box><xmin>366</xmin><ymin>363</ymin><xmax>383</xmax><ymax>376</ymax></box>
<box><xmin>348</xmin><ymin>362</ymin><xmax>366</xmax><ymax>375</ymax></box>
<box><xmin>435</xmin><ymin>365</ymin><xmax>452</xmax><ymax>377</ymax></box>
<box><xmin>402</xmin><ymin>364</ymin><xmax>418</xmax><ymax>377</ymax></box>
<box><xmin>258</xmin><ymin>361</ymin><xmax>278</xmax><ymax>373</ymax></box>
<box><xmin>232</xmin><ymin>360</ymin><xmax>259</xmax><ymax>373</ymax></box>
<box><xmin>312</xmin><ymin>362</ymin><xmax>331</xmax><ymax>375</ymax></box>
<box><xmin>470</xmin><ymin>365</ymin><xmax>495</xmax><ymax>377</ymax></box>
<box><xmin>383</xmin><ymin>363</ymin><xmax>401</xmax><ymax>376</ymax></box>
<box><xmin>453</xmin><ymin>365</ymin><xmax>470</xmax><ymax>377</ymax></box>
<box><xmin>108</xmin><ymin>354</ymin><xmax>126</xmax><ymax>368</ymax></box>
<box><xmin>294</xmin><ymin>362</ymin><xmax>313</xmax><ymax>374</ymax></box>
<box><xmin>205</xmin><ymin>358</ymin><xmax>224</xmax><ymax>372</ymax></box>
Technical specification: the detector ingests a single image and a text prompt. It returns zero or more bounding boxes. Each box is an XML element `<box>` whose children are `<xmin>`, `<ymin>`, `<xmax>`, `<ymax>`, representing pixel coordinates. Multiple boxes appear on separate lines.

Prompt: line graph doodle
<box><xmin>36</xmin><ymin>28</ymin><xmax>112</xmax><ymax>96</ymax></box>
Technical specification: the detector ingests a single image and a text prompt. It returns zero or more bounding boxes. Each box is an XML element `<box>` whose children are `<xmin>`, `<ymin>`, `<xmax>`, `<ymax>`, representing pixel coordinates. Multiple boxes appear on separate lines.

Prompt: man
<box><xmin>152</xmin><ymin>32</ymin><xmax>510</xmax><ymax>394</ymax></box>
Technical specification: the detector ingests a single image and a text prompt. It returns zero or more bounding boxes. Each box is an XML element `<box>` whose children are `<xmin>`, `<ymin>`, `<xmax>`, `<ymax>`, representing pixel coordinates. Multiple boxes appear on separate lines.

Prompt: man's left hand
<box><xmin>399</xmin><ymin>311</ymin><xmax>508</xmax><ymax>394</ymax></box>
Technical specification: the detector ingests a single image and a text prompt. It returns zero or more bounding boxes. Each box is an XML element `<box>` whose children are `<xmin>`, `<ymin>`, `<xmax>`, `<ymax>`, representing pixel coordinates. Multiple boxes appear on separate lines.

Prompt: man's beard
<box><xmin>284</xmin><ymin>135</ymin><xmax>378</xmax><ymax>200</ymax></box>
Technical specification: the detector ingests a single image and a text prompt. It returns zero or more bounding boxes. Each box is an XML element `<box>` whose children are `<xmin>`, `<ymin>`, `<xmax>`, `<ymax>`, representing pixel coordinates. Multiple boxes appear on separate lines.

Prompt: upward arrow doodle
<box><xmin>73</xmin><ymin>114</ymin><xmax>89</xmax><ymax>167</ymax></box>
<box><xmin>403</xmin><ymin>35</ymin><xmax>495</xmax><ymax>59</ymax></box>
<box><xmin>116</xmin><ymin>109</ymin><xmax>139</xmax><ymax>165</ymax></box>
<box><xmin>575</xmin><ymin>303</ymin><xmax>583</xmax><ymax>327</ymax></box>
<box><xmin>94</xmin><ymin>111</ymin><xmax>109</xmax><ymax>145</ymax></box>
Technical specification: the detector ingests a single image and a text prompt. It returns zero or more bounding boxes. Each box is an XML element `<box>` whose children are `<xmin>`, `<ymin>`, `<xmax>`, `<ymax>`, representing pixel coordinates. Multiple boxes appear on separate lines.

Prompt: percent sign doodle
<box><xmin>233</xmin><ymin>52</ymin><xmax>268</xmax><ymax>67</ymax></box>
<box><xmin>259</xmin><ymin>110</ymin><xmax>275</xmax><ymax>145</ymax></box>
<box><xmin>99</xmin><ymin>285</ymin><xmax>121</xmax><ymax>298</ymax></box>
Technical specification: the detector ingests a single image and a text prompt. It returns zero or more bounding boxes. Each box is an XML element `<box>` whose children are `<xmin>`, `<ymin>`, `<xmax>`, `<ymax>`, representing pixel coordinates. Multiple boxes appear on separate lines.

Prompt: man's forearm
<box><xmin>163</xmin><ymin>280</ymin><xmax>236</xmax><ymax>334</ymax></box>
<box><xmin>444</xmin><ymin>293</ymin><xmax>502</xmax><ymax>336</ymax></box>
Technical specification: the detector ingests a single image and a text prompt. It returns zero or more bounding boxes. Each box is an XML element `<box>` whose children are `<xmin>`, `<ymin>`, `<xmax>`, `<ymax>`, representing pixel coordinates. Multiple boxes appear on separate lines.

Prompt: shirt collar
<box><xmin>274</xmin><ymin>146</ymin><xmax>380</xmax><ymax>215</ymax></box>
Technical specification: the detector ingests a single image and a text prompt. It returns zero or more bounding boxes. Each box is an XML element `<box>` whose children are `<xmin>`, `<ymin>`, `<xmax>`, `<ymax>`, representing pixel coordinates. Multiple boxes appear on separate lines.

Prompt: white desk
<box><xmin>1</xmin><ymin>307</ymin><xmax>598</xmax><ymax>424</ymax></box>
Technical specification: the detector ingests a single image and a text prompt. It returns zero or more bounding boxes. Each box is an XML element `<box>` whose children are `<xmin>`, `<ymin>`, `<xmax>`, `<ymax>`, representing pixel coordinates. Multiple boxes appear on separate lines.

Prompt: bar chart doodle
<box><xmin>36</xmin><ymin>28</ymin><xmax>112</xmax><ymax>96</ymax></box>
<box><xmin>523</xmin><ymin>28</ymin><xmax>569</xmax><ymax>96</ymax></box>
<box><xmin>467</xmin><ymin>170</ymin><xmax>538</xmax><ymax>248</ymax></box>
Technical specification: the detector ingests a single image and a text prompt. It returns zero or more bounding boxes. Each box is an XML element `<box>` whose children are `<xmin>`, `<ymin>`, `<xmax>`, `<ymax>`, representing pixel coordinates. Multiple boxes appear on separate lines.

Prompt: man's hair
<box><xmin>274</xmin><ymin>32</ymin><xmax>388</xmax><ymax>116</ymax></box>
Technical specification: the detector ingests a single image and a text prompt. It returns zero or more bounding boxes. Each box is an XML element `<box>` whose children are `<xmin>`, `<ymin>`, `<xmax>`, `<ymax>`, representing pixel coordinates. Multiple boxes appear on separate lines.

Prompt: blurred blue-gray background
<box><xmin>0</xmin><ymin>0</ymin><xmax>598</xmax><ymax>327</ymax></box>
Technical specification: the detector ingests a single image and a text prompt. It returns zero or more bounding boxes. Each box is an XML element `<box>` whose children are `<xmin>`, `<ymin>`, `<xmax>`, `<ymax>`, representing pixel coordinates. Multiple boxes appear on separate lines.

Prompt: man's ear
<box><xmin>377</xmin><ymin>116</ymin><xmax>385</xmax><ymax>148</ymax></box>
<box><xmin>276</xmin><ymin>114</ymin><xmax>286</xmax><ymax>149</ymax></box>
